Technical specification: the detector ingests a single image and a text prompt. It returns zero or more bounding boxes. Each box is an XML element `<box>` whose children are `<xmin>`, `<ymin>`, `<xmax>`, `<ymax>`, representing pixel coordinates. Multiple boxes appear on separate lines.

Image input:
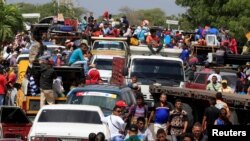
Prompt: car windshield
<box><xmin>131</xmin><ymin>59</ymin><xmax>184</xmax><ymax>81</ymax></box>
<box><xmin>95</xmin><ymin>59</ymin><xmax>113</xmax><ymax>70</ymax></box>
<box><xmin>38</xmin><ymin>109</ymin><xmax>102</xmax><ymax>124</ymax></box>
<box><xmin>69</xmin><ymin>91</ymin><xmax>120</xmax><ymax>111</ymax></box>
<box><xmin>93</xmin><ymin>41</ymin><xmax>124</xmax><ymax>50</ymax></box>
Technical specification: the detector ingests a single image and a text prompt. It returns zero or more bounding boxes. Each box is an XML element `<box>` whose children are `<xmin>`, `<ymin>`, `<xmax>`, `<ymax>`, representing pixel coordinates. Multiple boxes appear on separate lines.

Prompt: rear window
<box><xmin>93</xmin><ymin>41</ymin><xmax>124</xmax><ymax>50</ymax></box>
<box><xmin>69</xmin><ymin>91</ymin><xmax>120</xmax><ymax>111</ymax></box>
<box><xmin>95</xmin><ymin>59</ymin><xmax>113</xmax><ymax>70</ymax></box>
<box><xmin>195</xmin><ymin>74</ymin><xmax>207</xmax><ymax>84</ymax></box>
<box><xmin>38</xmin><ymin>110</ymin><xmax>102</xmax><ymax>124</ymax></box>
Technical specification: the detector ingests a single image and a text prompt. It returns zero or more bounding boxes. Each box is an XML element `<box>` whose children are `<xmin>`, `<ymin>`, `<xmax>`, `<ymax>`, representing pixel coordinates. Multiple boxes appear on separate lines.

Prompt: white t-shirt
<box><xmin>207</xmin><ymin>73</ymin><xmax>222</xmax><ymax>82</ymax></box>
<box><xmin>101</xmin><ymin>115</ymin><xmax>125</xmax><ymax>138</ymax></box>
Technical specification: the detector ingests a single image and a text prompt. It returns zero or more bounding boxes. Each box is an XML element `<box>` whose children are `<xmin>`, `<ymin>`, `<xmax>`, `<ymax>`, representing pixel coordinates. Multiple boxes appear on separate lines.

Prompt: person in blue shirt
<box><xmin>179</xmin><ymin>45</ymin><xmax>189</xmax><ymax>63</ymax></box>
<box><xmin>69</xmin><ymin>43</ymin><xmax>89</xmax><ymax>76</ymax></box>
<box><xmin>148</xmin><ymin>93</ymin><xmax>171</xmax><ymax>136</ymax></box>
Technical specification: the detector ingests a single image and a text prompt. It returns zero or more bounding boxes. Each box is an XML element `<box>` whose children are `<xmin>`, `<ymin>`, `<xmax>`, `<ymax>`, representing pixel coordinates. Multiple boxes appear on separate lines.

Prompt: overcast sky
<box><xmin>7</xmin><ymin>0</ymin><xmax>186</xmax><ymax>17</ymax></box>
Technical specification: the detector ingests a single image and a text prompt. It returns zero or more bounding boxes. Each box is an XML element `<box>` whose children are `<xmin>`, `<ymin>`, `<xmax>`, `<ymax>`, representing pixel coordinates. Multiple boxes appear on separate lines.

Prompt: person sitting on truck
<box><xmin>146</xmin><ymin>29</ymin><xmax>163</xmax><ymax>54</ymax></box>
<box><xmin>68</xmin><ymin>43</ymin><xmax>89</xmax><ymax>76</ymax></box>
<box><xmin>206</xmin><ymin>76</ymin><xmax>221</xmax><ymax>92</ymax></box>
<box><xmin>218</xmin><ymin>80</ymin><xmax>233</xmax><ymax>94</ymax></box>
<box><xmin>179</xmin><ymin>44</ymin><xmax>189</xmax><ymax>63</ymax></box>
<box><xmin>207</xmin><ymin>69</ymin><xmax>222</xmax><ymax>83</ymax></box>
<box><xmin>229</xmin><ymin>36</ymin><xmax>238</xmax><ymax>54</ymax></box>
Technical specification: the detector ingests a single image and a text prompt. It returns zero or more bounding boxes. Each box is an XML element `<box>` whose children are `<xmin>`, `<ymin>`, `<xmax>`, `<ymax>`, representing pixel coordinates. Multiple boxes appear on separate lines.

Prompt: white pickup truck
<box><xmin>28</xmin><ymin>104</ymin><xmax>111</xmax><ymax>141</ymax></box>
<box><xmin>124</xmin><ymin>55</ymin><xmax>185</xmax><ymax>101</ymax></box>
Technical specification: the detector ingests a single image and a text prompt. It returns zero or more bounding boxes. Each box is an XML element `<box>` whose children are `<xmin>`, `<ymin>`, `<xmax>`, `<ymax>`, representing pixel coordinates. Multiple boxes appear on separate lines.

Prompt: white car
<box><xmin>28</xmin><ymin>104</ymin><xmax>111</xmax><ymax>141</ymax></box>
<box><xmin>90</xmin><ymin>55</ymin><xmax>125</xmax><ymax>83</ymax></box>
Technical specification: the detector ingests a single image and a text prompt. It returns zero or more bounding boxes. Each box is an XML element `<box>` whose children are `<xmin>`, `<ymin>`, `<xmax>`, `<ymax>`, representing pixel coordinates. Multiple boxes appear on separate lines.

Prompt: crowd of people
<box><xmin>91</xmin><ymin>91</ymin><xmax>234</xmax><ymax>141</ymax></box>
<box><xmin>0</xmin><ymin>11</ymin><xmax>248</xmax><ymax>141</ymax></box>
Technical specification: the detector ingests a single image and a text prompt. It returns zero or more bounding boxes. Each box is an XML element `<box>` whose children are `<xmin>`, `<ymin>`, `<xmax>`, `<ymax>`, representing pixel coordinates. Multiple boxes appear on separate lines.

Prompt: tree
<box><xmin>175</xmin><ymin>0</ymin><xmax>250</xmax><ymax>42</ymax></box>
<box><xmin>0</xmin><ymin>2</ymin><xmax>23</xmax><ymax>47</ymax></box>
<box><xmin>116</xmin><ymin>7</ymin><xmax>167</xmax><ymax>26</ymax></box>
<box><xmin>14</xmin><ymin>2</ymin><xmax>86</xmax><ymax>23</ymax></box>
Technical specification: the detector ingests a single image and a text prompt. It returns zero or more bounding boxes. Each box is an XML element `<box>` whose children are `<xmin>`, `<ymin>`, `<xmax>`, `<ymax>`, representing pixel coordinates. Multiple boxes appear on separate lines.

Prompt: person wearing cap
<box><xmin>85</xmin><ymin>64</ymin><xmax>101</xmax><ymax>85</ymax></box>
<box><xmin>125</xmin><ymin>124</ymin><xmax>140</xmax><ymax>141</ymax></box>
<box><xmin>244</xmin><ymin>62</ymin><xmax>250</xmax><ymax>77</ymax></box>
<box><xmin>206</xmin><ymin>75</ymin><xmax>221</xmax><ymax>92</ymax></box>
<box><xmin>115</xmin><ymin>100</ymin><xmax>128</xmax><ymax>122</ymax></box>
<box><xmin>218</xmin><ymin>80</ymin><xmax>233</xmax><ymax>93</ymax></box>
<box><xmin>101</xmin><ymin>106</ymin><xmax>126</xmax><ymax>141</ymax></box>
<box><xmin>39</xmin><ymin>56</ymin><xmax>57</xmax><ymax>108</ymax></box>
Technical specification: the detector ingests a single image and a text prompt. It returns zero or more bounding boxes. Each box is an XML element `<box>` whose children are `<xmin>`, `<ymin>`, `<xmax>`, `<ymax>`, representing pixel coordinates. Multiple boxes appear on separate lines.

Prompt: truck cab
<box><xmin>90</xmin><ymin>37</ymin><xmax>130</xmax><ymax>57</ymax></box>
<box><xmin>125</xmin><ymin>55</ymin><xmax>185</xmax><ymax>100</ymax></box>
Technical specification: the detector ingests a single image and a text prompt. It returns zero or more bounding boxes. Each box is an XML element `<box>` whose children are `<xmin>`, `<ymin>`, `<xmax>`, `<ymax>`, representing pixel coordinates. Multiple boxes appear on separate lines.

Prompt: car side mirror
<box><xmin>123</xmin><ymin>67</ymin><xmax>128</xmax><ymax>76</ymax></box>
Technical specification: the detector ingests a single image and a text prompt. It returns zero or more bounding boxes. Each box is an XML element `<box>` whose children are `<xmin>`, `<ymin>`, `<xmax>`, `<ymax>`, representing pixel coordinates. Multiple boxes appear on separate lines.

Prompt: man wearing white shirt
<box><xmin>102</xmin><ymin>106</ymin><xmax>126</xmax><ymax>141</ymax></box>
<box><xmin>207</xmin><ymin>69</ymin><xmax>222</xmax><ymax>83</ymax></box>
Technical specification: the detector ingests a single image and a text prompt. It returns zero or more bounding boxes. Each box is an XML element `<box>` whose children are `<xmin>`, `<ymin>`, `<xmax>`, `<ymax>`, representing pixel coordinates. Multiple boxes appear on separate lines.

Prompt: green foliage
<box><xmin>114</xmin><ymin>7</ymin><xmax>167</xmax><ymax>26</ymax></box>
<box><xmin>0</xmin><ymin>2</ymin><xmax>23</xmax><ymax>44</ymax></box>
<box><xmin>14</xmin><ymin>2</ymin><xmax>86</xmax><ymax>23</ymax></box>
<box><xmin>175</xmin><ymin>0</ymin><xmax>250</xmax><ymax>42</ymax></box>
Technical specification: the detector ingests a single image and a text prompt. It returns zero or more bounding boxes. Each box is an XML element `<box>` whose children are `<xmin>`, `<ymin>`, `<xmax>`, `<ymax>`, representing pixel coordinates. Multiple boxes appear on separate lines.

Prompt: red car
<box><xmin>0</xmin><ymin>106</ymin><xmax>32</xmax><ymax>141</ymax></box>
<box><xmin>185</xmin><ymin>70</ymin><xmax>237</xmax><ymax>90</ymax></box>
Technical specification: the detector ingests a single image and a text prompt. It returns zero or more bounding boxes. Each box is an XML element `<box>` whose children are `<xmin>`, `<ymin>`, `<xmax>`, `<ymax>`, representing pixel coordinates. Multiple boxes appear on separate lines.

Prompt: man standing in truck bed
<box><xmin>39</xmin><ymin>56</ymin><xmax>57</xmax><ymax>108</ymax></box>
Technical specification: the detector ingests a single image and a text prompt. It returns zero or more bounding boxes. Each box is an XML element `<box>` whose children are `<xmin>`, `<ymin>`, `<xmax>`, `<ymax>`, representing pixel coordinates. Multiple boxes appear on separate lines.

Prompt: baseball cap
<box><xmin>115</xmin><ymin>100</ymin><xmax>128</xmax><ymax>107</ymax></box>
<box><xmin>221</xmin><ymin>80</ymin><xmax>227</xmax><ymax>84</ymax></box>
<box><xmin>128</xmin><ymin>124</ymin><xmax>138</xmax><ymax>132</ymax></box>
<box><xmin>65</xmin><ymin>39</ymin><xmax>71</xmax><ymax>44</ymax></box>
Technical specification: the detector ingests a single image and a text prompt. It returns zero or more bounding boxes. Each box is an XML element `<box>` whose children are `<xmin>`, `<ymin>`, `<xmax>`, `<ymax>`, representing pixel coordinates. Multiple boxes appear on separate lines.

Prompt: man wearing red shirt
<box><xmin>0</xmin><ymin>69</ymin><xmax>7</xmax><ymax>105</ymax></box>
<box><xmin>146</xmin><ymin>29</ymin><xmax>163</xmax><ymax>54</ymax></box>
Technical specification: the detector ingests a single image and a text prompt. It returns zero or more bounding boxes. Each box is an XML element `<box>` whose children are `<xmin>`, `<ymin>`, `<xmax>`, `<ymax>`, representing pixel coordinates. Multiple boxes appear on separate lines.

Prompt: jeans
<box><xmin>147</xmin><ymin>45</ymin><xmax>164</xmax><ymax>54</ymax></box>
<box><xmin>71</xmin><ymin>61</ymin><xmax>88</xmax><ymax>76</ymax></box>
<box><xmin>0</xmin><ymin>95</ymin><xmax>5</xmax><ymax>106</ymax></box>
<box><xmin>111</xmin><ymin>135</ymin><xmax>124</xmax><ymax>141</ymax></box>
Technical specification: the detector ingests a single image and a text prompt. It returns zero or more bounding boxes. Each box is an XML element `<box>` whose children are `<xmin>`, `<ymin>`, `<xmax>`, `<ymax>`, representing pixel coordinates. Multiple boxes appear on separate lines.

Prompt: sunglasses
<box><xmin>116</xmin><ymin>110</ymin><xmax>122</xmax><ymax>113</ymax></box>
